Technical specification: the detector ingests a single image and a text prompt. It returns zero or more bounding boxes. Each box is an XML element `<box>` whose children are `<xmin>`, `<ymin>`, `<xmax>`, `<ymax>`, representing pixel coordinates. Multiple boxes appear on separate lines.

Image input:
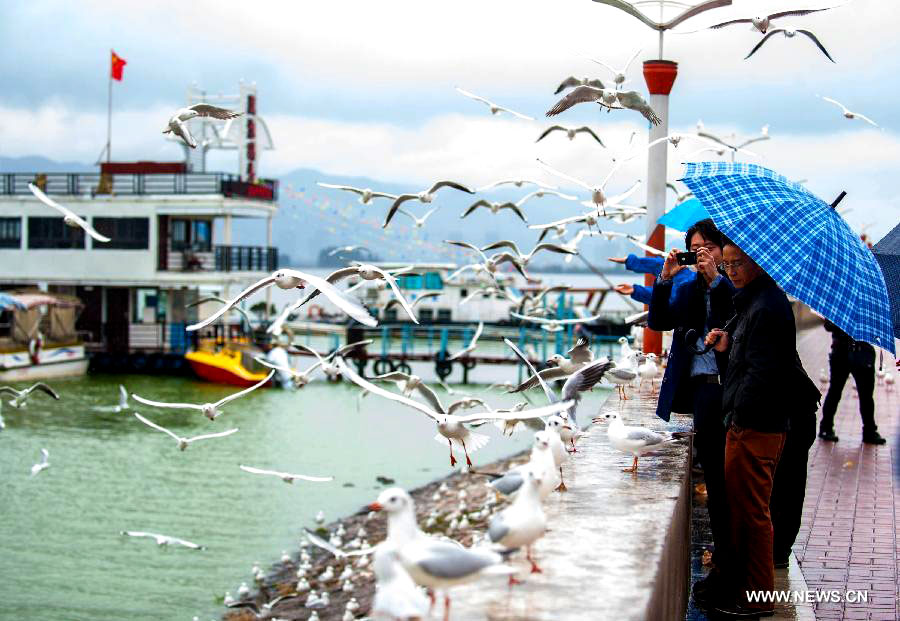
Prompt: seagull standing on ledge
<box><xmin>593</xmin><ymin>411</ymin><xmax>690</xmax><ymax>473</ymax></box>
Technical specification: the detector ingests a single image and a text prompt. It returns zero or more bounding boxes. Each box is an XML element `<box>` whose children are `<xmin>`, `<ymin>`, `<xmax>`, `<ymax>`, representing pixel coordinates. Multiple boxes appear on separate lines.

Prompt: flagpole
<box><xmin>106</xmin><ymin>50</ymin><xmax>112</xmax><ymax>163</ymax></box>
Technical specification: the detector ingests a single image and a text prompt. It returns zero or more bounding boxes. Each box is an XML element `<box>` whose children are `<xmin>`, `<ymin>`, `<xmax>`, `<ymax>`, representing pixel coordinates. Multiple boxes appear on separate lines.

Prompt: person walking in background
<box><xmin>646</xmin><ymin>219</ymin><xmax>734</xmax><ymax>605</ymax></box>
<box><xmin>705</xmin><ymin>237</ymin><xmax>818</xmax><ymax>619</ymax></box>
<box><xmin>818</xmin><ymin>319</ymin><xmax>886</xmax><ymax>444</ymax></box>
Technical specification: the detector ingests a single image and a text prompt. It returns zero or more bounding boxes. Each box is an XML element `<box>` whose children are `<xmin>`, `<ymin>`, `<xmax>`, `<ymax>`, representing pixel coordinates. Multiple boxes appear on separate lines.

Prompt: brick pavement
<box><xmin>793</xmin><ymin>327</ymin><xmax>899</xmax><ymax>621</ymax></box>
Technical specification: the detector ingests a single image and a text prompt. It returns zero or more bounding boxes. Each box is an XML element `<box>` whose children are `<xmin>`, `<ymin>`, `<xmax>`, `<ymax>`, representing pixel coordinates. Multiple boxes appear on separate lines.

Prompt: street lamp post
<box><xmin>590</xmin><ymin>0</ymin><xmax>733</xmax><ymax>355</ymax></box>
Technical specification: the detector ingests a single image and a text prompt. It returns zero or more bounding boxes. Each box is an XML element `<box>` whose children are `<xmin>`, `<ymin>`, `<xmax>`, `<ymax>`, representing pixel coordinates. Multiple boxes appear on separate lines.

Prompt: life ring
<box><xmin>395</xmin><ymin>361</ymin><xmax>412</xmax><ymax>375</ymax></box>
<box><xmin>373</xmin><ymin>358</ymin><xmax>394</xmax><ymax>376</ymax></box>
<box><xmin>28</xmin><ymin>334</ymin><xmax>43</xmax><ymax>365</ymax></box>
<box><xmin>307</xmin><ymin>305</ymin><xmax>324</xmax><ymax>320</ymax></box>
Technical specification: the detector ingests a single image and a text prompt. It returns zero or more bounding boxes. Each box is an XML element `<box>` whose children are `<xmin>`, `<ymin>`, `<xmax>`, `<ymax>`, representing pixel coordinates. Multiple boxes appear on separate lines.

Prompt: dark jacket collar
<box><xmin>732</xmin><ymin>273</ymin><xmax>776</xmax><ymax>311</ymax></box>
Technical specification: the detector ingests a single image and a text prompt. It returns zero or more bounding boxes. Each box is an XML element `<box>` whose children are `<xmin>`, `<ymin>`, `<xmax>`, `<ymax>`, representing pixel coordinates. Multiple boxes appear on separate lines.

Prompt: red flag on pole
<box><xmin>110</xmin><ymin>51</ymin><xmax>126</xmax><ymax>81</ymax></box>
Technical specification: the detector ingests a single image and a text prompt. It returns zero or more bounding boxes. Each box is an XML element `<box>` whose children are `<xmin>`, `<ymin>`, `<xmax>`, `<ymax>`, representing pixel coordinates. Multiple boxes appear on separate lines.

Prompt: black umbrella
<box><xmin>873</xmin><ymin>222</ymin><xmax>900</xmax><ymax>340</ymax></box>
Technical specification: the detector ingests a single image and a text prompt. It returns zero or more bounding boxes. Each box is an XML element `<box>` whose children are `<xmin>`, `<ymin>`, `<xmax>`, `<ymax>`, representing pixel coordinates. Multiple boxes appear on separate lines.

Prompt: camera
<box><xmin>676</xmin><ymin>251</ymin><xmax>698</xmax><ymax>266</ymax></box>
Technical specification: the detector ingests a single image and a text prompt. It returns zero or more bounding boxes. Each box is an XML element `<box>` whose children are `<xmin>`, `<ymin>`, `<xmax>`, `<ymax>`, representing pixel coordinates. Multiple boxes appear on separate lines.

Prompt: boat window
<box><xmin>397</xmin><ymin>274</ymin><xmax>423</xmax><ymax>290</ymax></box>
<box><xmin>424</xmin><ymin>272</ymin><xmax>443</xmax><ymax>289</ymax></box>
<box><xmin>27</xmin><ymin>217</ymin><xmax>85</xmax><ymax>249</ymax></box>
<box><xmin>133</xmin><ymin>288</ymin><xmax>158</xmax><ymax>323</ymax></box>
<box><xmin>171</xmin><ymin>219</ymin><xmax>212</xmax><ymax>252</ymax></box>
<box><xmin>418</xmin><ymin>308</ymin><xmax>433</xmax><ymax>323</ymax></box>
<box><xmin>0</xmin><ymin>218</ymin><xmax>21</xmax><ymax>249</ymax></box>
<box><xmin>93</xmin><ymin>217</ymin><xmax>149</xmax><ymax>250</ymax></box>
<box><xmin>437</xmin><ymin>309</ymin><xmax>452</xmax><ymax>322</ymax></box>
<box><xmin>383</xmin><ymin>308</ymin><xmax>398</xmax><ymax>322</ymax></box>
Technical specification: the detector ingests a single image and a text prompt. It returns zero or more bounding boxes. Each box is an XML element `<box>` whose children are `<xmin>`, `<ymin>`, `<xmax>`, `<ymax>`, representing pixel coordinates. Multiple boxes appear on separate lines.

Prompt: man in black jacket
<box><xmin>705</xmin><ymin>238</ymin><xmax>817</xmax><ymax>619</ymax></box>
<box><xmin>819</xmin><ymin>320</ymin><xmax>886</xmax><ymax>444</ymax></box>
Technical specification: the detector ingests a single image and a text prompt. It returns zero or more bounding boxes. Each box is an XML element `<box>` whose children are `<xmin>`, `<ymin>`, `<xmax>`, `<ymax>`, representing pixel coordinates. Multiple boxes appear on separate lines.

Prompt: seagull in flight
<box><xmin>253</xmin><ymin>355</ymin><xmax>320</xmax><ymax>388</ymax></box>
<box><xmin>185</xmin><ymin>269</ymin><xmax>376</xmax><ymax>331</ymax></box>
<box><xmin>818</xmin><ymin>96</ymin><xmax>879</xmax><ymax>127</ymax></box>
<box><xmin>186</xmin><ymin>296</ymin><xmax>252</xmax><ymax>331</ymax></box>
<box><xmin>511</xmin><ymin>311</ymin><xmax>606</xmax><ymax>333</ymax></box>
<box><xmin>163</xmin><ymin>103</ymin><xmax>241</xmax><ymax>149</ymax></box>
<box><xmin>336</xmin><ymin>358</ymin><xmax>573</xmax><ymax>467</ymax></box>
<box><xmin>454</xmin><ymin>87</ymin><xmax>534</xmax><ymax>120</ymax></box>
<box><xmin>316</xmin><ymin>183</ymin><xmax>397</xmax><ymax>205</ymax></box>
<box><xmin>239</xmin><ymin>465</ymin><xmax>333</xmax><ymax>484</ymax></box>
<box><xmin>449</xmin><ymin>322</ymin><xmax>484</xmax><ymax>360</ymax></box>
<box><xmin>28</xmin><ymin>183</ymin><xmax>111</xmax><ymax>243</ymax></box>
<box><xmin>385</xmin><ymin>291</ymin><xmax>440</xmax><ymax>313</ymax></box>
<box><xmin>536</xmin><ymin>125</ymin><xmax>605</xmax><ymax>145</ymax></box>
<box><xmin>384</xmin><ymin>180</ymin><xmax>474</xmax><ymax>228</ymax></box>
<box><xmin>555</xmin><ymin>76</ymin><xmax>606</xmax><ymax>94</ymax></box>
<box><xmin>1</xmin><ymin>382</ymin><xmax>60</xmax><ymax>409</ymax></box>
<box><xmin>327</xmin><ymin>244</ymin><xmax>367</xmax><ymax>256</ymax></box>
<box><xmin>461</xmin><ymin>199</ymin><xmax>528</xmax><ymax>223</ymax></box>
<box><xmin>745</xmin><ymin>29</ymin><xmax>834</xmax><ymax>62</ymax></box>
<box><xmin>536</xmin><ymin>157</ymin><xmax>633</xmax><ymax>208</ymax></box>
<box><xmin>294</xmin><ymin>264</ymin><xmax>418</xmax><ymax>322</ymax></box>
<box><xmin>395</xmin><ymin>206</ymin><xmax>438</xmax><ymax>228</ymax></box>
<box><xmin>584</xmin><ymin>48</ymin><xmax>641</xmax><ymax>89</ymax></box>
<box><xmin>707</xmin><ymin>6</ymin><xmax>843</xmax><ymax>34</ymax></box>
<box><xmin>30</xmin><ymin>448</ymin><xmax>50</xmax><ymax>476</ymax></box>
<box><xmin>133</xmin><ymin>412</ymin><xmax>238</xmax><ymax>450</ymax></box>
<box><xmin>288</xmin><ymin>340</ymin><xmax>373</xmax><ymax>381</ymax></box>
<box><xmin>133</xmin><ymin>371</ymin><xmax>273</xmax><ymax>421</ymax></box>
<box><xmin>547</xmin><ymin>86</ymin><xmax>661</xmax><ymax>125</ymax></box>
<box><xmin>92</xmin><ymin>384</ymin><xmax>129</xmax><ymax>413</ymax></box>
<box><xmin>475</xmin><ymin>178</ymin><xmax>557</xmax><ymax>192</ymax></box>
<box><xmin>121</xmin><ymin>530</ymin><xmax>206</xmax><ymax>550</ymax></box>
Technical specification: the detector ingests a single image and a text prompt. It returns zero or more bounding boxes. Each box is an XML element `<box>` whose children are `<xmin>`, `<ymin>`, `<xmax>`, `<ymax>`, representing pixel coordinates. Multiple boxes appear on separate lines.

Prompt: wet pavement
<box><xmin>446</xmin><ymin>387</ymin><xmax>694</xmax><ymax>621</ymax></box>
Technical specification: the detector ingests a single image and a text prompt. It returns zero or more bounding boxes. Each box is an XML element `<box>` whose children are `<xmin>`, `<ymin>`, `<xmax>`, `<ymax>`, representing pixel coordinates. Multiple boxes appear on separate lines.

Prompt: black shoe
<box><xmin>713</xmin><ymin>602</ymin><xmax>774</xmax><ymax>618</ymax></box>
<box><xmin>692</xmin><ymin>571</ymin><xmax>724</xmax><ymax>607</ymax></box>
<box><xmin>862</xmin><ymin>431</ymin><xmax>886</xmax><ymax>445</ymax></box>
<box><xmin>818</xmin><ymin>429</ymin><xmax>839</xmax><ymax>442</ymax></box>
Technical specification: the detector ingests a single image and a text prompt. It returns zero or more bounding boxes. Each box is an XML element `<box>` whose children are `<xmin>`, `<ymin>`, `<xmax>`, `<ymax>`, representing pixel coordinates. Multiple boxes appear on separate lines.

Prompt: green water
<box><xmin>0</xmin><ymin>371</ymin><xmax>611</xmax><ymax>620</ymax></box>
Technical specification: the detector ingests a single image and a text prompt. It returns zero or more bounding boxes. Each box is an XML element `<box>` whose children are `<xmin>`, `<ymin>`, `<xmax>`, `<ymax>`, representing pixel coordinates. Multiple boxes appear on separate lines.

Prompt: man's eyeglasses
<box><xmin>719</xmin><ymin>260</ymin><xmax>746</xmax><ymax>272</ymax></box>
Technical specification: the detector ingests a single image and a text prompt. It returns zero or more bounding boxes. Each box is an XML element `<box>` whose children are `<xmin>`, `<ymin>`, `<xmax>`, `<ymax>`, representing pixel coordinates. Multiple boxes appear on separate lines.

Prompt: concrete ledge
<box><xmin>448</xmin><ymin>392</ymin><xmax>693</xmax><ymax>621</ymax></box>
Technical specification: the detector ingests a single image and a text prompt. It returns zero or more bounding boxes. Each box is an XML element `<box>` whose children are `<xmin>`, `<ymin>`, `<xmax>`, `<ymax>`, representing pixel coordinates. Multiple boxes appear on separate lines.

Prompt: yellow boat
<box><xmin>185</xmin><ymin>347</ymin><xmax>270</xmax><ymax>387</ymax></box>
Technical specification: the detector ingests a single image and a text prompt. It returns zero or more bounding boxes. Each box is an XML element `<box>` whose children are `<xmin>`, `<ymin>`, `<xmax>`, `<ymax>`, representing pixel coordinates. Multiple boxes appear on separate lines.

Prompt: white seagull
<box><xmin>536</xmin><ymin>125</ymin><xmax>605</xmax><ymax>145</ymax></box>
<box><xmin>369</xmin><ymin>487</ymin><xmax>517</xmax><ymax>619</ymax></box>
<box><xmin>1</xmin><ymin>382</ymin><xmax>60</xmax><ymax>409</ymax></box>
<box><xmin>28</xmin><ymin>183</ymin><xmax>111</xmax><ymax>243</ymax></box>
<box><xmin>296</xmin><ymin>264</ymin><xmax>418</xmax><ymax>323</ymax></box>
<box><xmin>327</xmin><ymin>245</ymin><xmax>366</xmax><ymax>257</ymax></box>
<box><xmin>371</xmin><ymin>542</ymin><xmax>430</xmax><ymax>620</ymax></box>
<box><xmin>708</xmin><ymin>6</ymin><xmax>842</xmax><ymax>34</ymax></box>
<box><xmin>818</xmin><ymin>96</ymin><xmax>879</xmax><ymax>127</ymax></box>
<box><xmin>336</xmin><ymin>358</ymin><xmax>572</xmax><ymax>467</ymax></box>
<box><xmin>511</xmin><ymin>311</ymin><xmax>605</xmax><ymax>333</ymax></box>
<box><xmin>487</xmin><ymin>468</ymin><xmax>548</xmax><ymax>579</ymax></box>
<box><xmin>163</xmin><ymin>103</ymin><xmax>241</xmax><ymax>149</ymax></box>
<box><xmin>30</xmin><ymin>448</ymin><xmax>50</xmax><ymax>476</ymax></box>
<box><xmin>507</xmin><ymin>336</ymin><xmax>594</xmax><ymax>392</ymax></box>
<box><xmin>384</xmin><ymin>180</ymin><xmax>474</xmax><ymax>228</ymax></box>
<box><xmin>253</xmin><ymin>355</ymin><xmax>319</xmax><ymax>389</ymax></box>
<box><xmin>546</xmin><ymin>86</ymin><xmax>661</xmax><ymax>125</ymax></box>
<box><xmin>454</xmin><ymin>87</ymin><xmax>534</xmax><ymax>120</ymax></box>
<box><xmin>460</xmin><ymin>199</ymin><xmax>528</xmax><ymax>223</ymax></box>
<box><xmin>239</xmin><ymin>464</ymin><xmax>333</xmax><ymax>484</ymax></box>
<box><xmin>304</xmin><ymin>528</ymin><xmax>374</xmax><ymax>559</ymax></box>
<box><xmin>133</xmin><ymin>371</ymin><xmax>273</xmax><ymax>421</ymax></box>
<box><xmin>592</xmin><ymin>411</ymin><xmax>690</xmax><ymax>473</ymax></box>
<box><xmin>396</xmin><ymin>206</ymin><xmax>439</xmax><ymax>228</ymax></box>
<box><xmin>93</xmin><ymin>384</ymin><xmax>129</xmax><ymax>413</ymax></box>
<box><xmin>482</xmin><ymin>431</ymin><xmax>560</xmax><ymax>498</ymax></box>
<box><xmin>186</xmin><ymin>269</ymin><xmax>376</xmax><ymax>331</ymax></box>
<box><xmin>536</xmin><ymin>157</ymin><xmax>634</xmax><ymax>208</ymax></box>
<box><xmin>745</xmin><ymin>29</ymin><xmax>834</xmax><ymax>62</ymax></box>
<box><xmin>288</xmin><ymin>340</ymin><xmax>373</xmax><ymax>381</ymax></box>
<box><xmin>132</xmin><ymin>412</ymin><xmax>238</xmax><ymax>450</ymax></box>
<box><xmin>584</xmin><ymin>48</ymin><xmax>642</xmax><ymax>89</ymax></box>
<box><xmin>316</xmin><ymin>183</ymin><xmax>397</xmax><ymax>205</ymax></box>
<box><xmin>449</xmin><ymin>322</ymin><xmax>484</xmax><ymax>360</ymax></box>
<box><xmin>121</xmin><ymin>530</ymin><xmax>206</xmax><ymax>549</ymax></box>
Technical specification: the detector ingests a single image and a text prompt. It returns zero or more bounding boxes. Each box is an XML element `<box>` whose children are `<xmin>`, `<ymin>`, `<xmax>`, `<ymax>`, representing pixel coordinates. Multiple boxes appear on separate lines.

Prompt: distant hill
<box><xmin>0</xmin><ymin>155</ymin><xmax>95</xmax><ymax>173</ymax></box>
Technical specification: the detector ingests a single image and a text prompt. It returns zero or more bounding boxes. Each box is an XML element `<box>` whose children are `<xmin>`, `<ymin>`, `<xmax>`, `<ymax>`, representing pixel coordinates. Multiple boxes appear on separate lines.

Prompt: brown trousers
<box><xmin>724</xmin><ymin>425</ymin><xmax>786</xmax><ymax>608</ymax></box>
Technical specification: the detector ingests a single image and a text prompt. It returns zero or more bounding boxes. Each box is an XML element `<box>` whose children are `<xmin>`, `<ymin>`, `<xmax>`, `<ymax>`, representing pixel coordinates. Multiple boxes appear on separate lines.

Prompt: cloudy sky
<box><xmin>1</xmin><ymin>0</ymin><xmax>898</xmax><ymax>239</ymax></box>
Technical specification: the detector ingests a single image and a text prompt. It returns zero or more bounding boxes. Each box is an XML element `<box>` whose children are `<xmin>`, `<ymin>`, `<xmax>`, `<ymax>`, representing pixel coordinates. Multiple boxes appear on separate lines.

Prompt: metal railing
<box><xmin>214</xmin><ymin>245</ymin><xmax>278</xmax><ymax>272</ymax></box>
<box><xmin>1</xmin><ymin>172</ymin><xmax>278</xmax><ymax>202</ymax></box>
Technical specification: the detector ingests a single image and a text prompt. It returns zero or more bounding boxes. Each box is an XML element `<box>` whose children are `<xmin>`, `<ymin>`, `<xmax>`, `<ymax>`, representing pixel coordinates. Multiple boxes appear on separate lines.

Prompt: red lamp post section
<box><xmin>641</xmin><ymin>59</ymin><xmax>678</xmax><ymax>356</ymax></box>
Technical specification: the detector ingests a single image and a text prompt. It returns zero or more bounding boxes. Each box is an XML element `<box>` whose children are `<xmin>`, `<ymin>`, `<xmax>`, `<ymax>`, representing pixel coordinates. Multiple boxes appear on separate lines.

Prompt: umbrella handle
<box><xmin>684</xmin><ymin>315</ymin><xmax>739</xmax><ymax>355</ymax></box>
<box><xmin>830</xmin><ymin>191</ymin><xmax>847</xmax><ymax>209</ymax></box>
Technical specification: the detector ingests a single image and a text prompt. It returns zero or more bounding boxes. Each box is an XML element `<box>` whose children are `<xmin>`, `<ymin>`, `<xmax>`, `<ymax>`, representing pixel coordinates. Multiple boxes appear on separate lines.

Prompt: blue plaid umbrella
<box><xmin>658</xmin><ymin>198</ymin><xmax>710</xmax><ymax>232</ymax></box>
<box><xmin>873</xmin><ymin>221</ymin><xmax>900</xmax><ymax>340</ymax></box>
<box><xmin>681</xmin><ymin>162</ymin><xmax>895</xmax><ymax>355</ymax></box>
